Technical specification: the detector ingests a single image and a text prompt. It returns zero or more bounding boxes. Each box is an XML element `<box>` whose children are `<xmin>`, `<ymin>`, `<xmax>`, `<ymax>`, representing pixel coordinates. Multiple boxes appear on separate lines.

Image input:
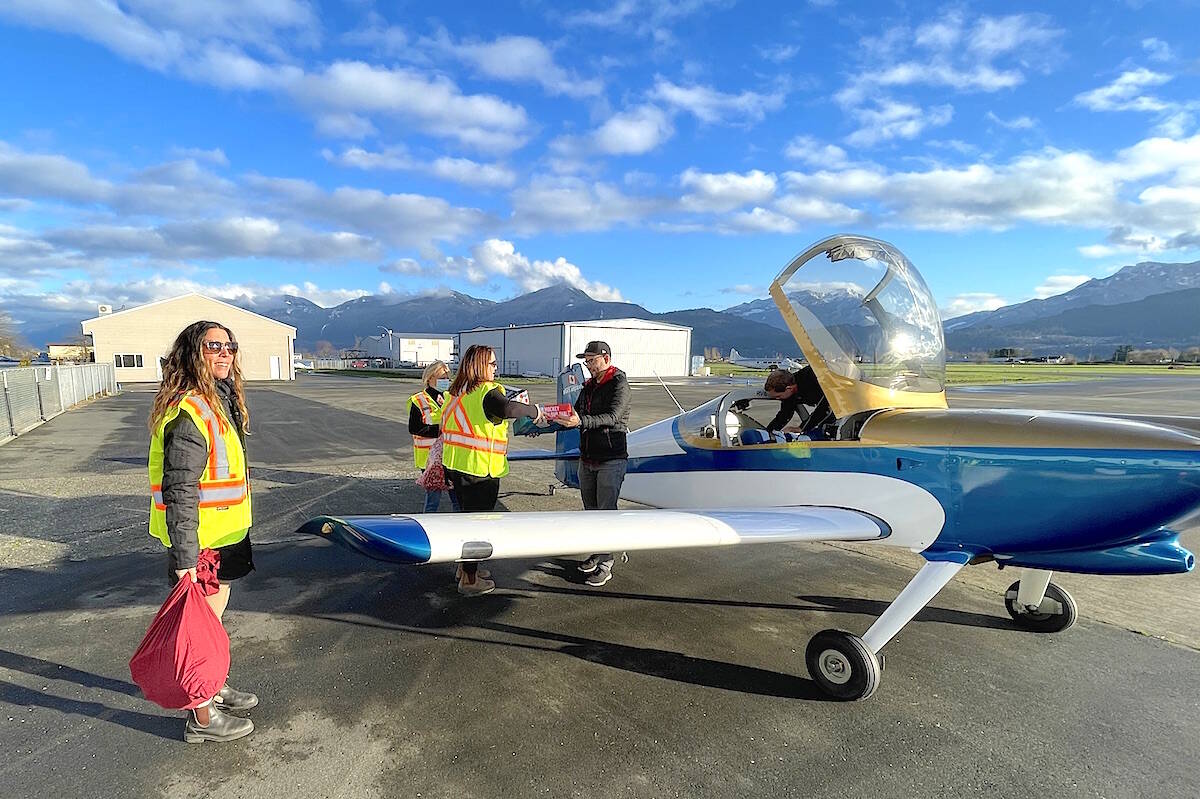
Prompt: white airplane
<box><xmin>728</xmin><ymin>348</ymin><xmax>804</xmax><ymax>371</ymax></box>
<box><xmin>301</xmin><ymin>234</ymin><xmax>1199</xmax><ymax>701</ymax></box>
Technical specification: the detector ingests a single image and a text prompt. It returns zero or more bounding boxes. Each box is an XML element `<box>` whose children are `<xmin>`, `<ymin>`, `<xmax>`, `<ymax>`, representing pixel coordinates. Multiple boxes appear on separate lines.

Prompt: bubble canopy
<box><xmin>769</xmin><ymin>235</ymin><xmax>948</xmax><ymax>419</ymax></box>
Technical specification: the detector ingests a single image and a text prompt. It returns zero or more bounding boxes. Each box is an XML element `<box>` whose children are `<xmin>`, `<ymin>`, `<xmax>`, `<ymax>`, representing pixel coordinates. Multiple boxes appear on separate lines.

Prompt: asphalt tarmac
<box><xmin>1</xmin><ymin>373</ymin><xmax>1198</xmax><ymax>799</ymax></box>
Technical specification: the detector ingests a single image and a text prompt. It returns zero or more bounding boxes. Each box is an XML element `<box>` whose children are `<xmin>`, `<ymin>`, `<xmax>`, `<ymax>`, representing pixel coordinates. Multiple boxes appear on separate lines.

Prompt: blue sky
<box><xmin>2</xmin><ymin>0</ymin><xmax>1199</xmax><ymax>338</ymax></box>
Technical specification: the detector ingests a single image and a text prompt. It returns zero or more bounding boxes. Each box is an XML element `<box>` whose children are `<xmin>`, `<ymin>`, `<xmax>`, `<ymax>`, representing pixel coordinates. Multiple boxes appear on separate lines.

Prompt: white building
<box><xmin>457</xmin><ymin>318</ymin><xmax>692</xmax><ymax>378</ymax></box>
<box><xmin>81</xmin><ymin>293</ymin><xmax>297</xmax><ymax>381</ymax></box>
<box><xmin>362</xmin><ymin>332</ymin><xmax>455</xmax><ymax>366</ymax></box>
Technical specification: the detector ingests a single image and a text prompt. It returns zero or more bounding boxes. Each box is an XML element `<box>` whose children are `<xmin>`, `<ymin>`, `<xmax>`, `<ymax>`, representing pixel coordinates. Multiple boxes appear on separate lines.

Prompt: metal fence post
<box><xmin>34</xmin><ymin>368</ymin><xmax>46</xmax><ymax>420</ymax></box>
<box><xmin>2</xmin><ymin>372</ymin><xmax>14</xmax><ymax>437</ymax></box>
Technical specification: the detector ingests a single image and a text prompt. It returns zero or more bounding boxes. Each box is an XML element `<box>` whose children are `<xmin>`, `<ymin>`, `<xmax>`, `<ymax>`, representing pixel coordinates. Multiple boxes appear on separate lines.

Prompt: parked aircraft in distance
<box><xmin>727</xmin><ymin>348</ymin><xmax>804</xmax><ymax>371</ymax></box>
<box><xmin>302</xmin><ymin>234</ymin><xmax>1200</xmax><ymax>701</ymax></box>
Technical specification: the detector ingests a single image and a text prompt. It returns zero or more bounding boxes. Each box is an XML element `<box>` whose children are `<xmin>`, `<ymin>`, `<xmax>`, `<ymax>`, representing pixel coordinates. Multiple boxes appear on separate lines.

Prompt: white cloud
<box><xmin>315</xmin><ymin>113</ymin><xmax>378</xmax><ymax>140</ymax></box>
<box><xmin>469</xmin><ymin>239</ymin><xmax>624</xmax><ymax>300</ymax></box>
<box><xmin>294</xmin><ymin>61</ymin><xmax>531</xmax><ymax>153</ymax></box>
<box><xmin>968</xmin><ymin>14</ymin><xmax>1062</xmax><ymax>58</ymax></box>
<box><xmin>680</xmin><ymin>168</ymin><xmax>776</xmax><ymax>212</ymax></box>
<box><xmin>169</xmin><ymin>147</ymin><xmax>229</xmax><ymax>166</ymax></box>
<box><xmin>784</xmin><ymin>136</ymin><xmax>849</xmax><ymax>168</ymax></box>
<box><xmin>722</xmin><ymin>283</ymin><xmax>767</xmax><ymax>295</ymax></box>
<box><xmin>323</xmin><ymin>147</ymin><xmax>517</xmax><ymax>189</ymax></box>
<box><xmin>941</xmin><ymin>292</ymin><xmax>1007</xmax><ymax>318</ymax></box>
<box><xmin>758</xmin><ymin>44</ymin><xmax>798</xmax><ymax>63</ymax></box>
<box><xmin>985</xmin><ymin>111</ymin><xmax>1035</xmax><ymax>130</ymax></box>
<box><xmin>438</xmin><ymin>33</ymin><xmax>602</xmax><ymax>98</ymax></box>
<box><xmin>1142</xmin><ymin>38</ymin><xmax>1173</xmax><ymax>63</ymax></box>
<box><xmin>0</xmin><ymin>141</ymin><xmax>113</xmax><ymax>203</ymax></box>
<box><xmin>779</xmin><ymin>132</ymin><xmax>1200</xmax><ymax>248</ymax></box>
<box><xmin>722</xmin><ymin>207</ymin><xmax>797</xmax><ymax>234</ymax></box>
<box><xmin>846</xmin><ymin>101</ymin><xmax>953</xmax><ymax>147</ymax></box>
<box><xmin>1033</xmin><ymin>274</ymin><xmax>1091</xmax><ymax>299</ymax></box>
<box><xmin>649</xmin><ymin>78</ymin><xmax>785</xmax><ymax>124</ymax></box>
<box><xmin>1075</xmin><ymin>68</ymin><xmax>1172</xmax><ymax>113</ymax></box>
<box><xmin>591</xmin><ymin>105</ymin><xmax>675</xmax><ymax>155</ymax></box>
<box><xmin>773</xmin><ymin>195</ymin><xmax>865</xmax><ymax>224</ymax></box>
<box><xmin>510</xmin><ymin>176</ymin><xmax>663</xmax><ymax>233</ymax></box>
<box><xmin>380</xmin><ymin>258</ymin><xmax>423</xmax><ymax>275</ymax></box>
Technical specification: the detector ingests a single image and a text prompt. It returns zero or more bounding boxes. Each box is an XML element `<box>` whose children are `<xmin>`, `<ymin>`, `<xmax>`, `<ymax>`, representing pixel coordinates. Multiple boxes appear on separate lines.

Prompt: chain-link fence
<box><xmin>1</xmin><ymin>363</ymin><xmax>118</xmax><ymax>444</ymax></box>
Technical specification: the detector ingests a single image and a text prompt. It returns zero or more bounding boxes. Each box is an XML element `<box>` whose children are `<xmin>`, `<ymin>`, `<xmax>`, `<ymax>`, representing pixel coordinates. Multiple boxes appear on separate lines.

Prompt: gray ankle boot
<box><xmin>184</xmin><ymin>705</ymin><xmax>254</xmax><ymax>743</ymax></box>
<box><xmin>213</xmin><ymin>683</ymin><xmax>259</xmax><ymax>712</ymax></box>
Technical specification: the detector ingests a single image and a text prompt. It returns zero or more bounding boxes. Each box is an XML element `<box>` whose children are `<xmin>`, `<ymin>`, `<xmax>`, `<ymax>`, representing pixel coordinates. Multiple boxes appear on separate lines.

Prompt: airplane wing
<box><xmin>298</xmin><ymin>507</ymin><xmax>890</xmax><ymax>565</ymax></box>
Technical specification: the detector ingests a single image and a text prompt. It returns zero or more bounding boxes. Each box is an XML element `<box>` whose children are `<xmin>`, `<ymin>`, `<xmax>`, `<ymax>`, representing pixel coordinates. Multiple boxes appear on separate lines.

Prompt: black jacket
<box><xmin>574</xmin><ymin>367</ymin><xmax>630</xmax><ymax>461</ymax></box>
<box><xmin>160</xmin><ymin>380</ymin><xmax>246</xmax><ymax>569</ymax></box>
<box><xmin>766</xmin><ymin>366</ymin><xmax>824</xmax><ymax>432</ymax></box>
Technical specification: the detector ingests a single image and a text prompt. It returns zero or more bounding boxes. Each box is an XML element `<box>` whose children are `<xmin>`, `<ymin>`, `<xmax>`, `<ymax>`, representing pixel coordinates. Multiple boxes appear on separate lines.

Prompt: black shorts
<box><xmin>165</xmin><ymin>534</ymin><xmax>255</xmax><ymax>584</ymax></box>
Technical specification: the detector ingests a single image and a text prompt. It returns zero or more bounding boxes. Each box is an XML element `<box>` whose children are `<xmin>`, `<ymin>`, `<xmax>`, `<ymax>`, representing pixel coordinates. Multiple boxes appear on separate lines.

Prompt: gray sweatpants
<box><xmin>579</xmin><ymin>459</ymin><xmax>628</xmax><ymax>567</ymax></box>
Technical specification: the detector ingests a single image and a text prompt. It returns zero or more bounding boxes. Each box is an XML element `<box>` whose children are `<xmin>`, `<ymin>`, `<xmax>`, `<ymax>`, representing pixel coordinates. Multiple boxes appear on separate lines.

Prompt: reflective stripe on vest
<box><xmin>408</xmin><ymin>390</ymin><xmax>445</xmax><ymax>469</ymax></box>
<box><xmin>441</xmin><ymin>383</ymin><xmax>509</xmax><ymax>478</ymax></box>
<box><xmin>148</xmin><ymin>392</ymin><xmax>251</xmax><ymax>550</ymax></box>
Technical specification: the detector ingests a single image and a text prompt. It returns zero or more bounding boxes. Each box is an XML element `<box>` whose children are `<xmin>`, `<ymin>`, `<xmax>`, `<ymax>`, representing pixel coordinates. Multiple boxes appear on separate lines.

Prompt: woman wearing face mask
<box><xmin>408</xmin><ymin>360</ymin><xmax>461</xmax><ymax>513</ymax></box>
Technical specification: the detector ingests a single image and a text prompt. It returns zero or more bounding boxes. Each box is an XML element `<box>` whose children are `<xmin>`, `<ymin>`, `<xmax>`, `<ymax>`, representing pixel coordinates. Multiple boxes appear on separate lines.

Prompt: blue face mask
<box><xmin>435</xmin><ymin>378</ymin><xmax>450</xmax><ymax>391</ymax></box>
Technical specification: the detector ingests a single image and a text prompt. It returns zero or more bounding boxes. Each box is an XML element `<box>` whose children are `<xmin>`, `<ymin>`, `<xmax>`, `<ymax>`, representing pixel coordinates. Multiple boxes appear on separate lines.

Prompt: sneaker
<box><xmin>457</xmin><ymin>576</ymin><xmax>495</xmax><ymax>596</ymax></box>
<box><xmin>213</xmin><ymin>684</ymin><xmax>259</xmax><ymax>712</ymax></box>
<box><xmin>184</xmin><ymin>705</ymin><xmax>254</xmax><ymax>744</ymax></box>
<box><xmin>577</xmin><ymin>555</ymin><xmax>604</xmax><ymax>574</ymax></box>
<box><xmin>584</xmin><ymin>564</ymin><xmax>612</xmax><ymax>587</ymax></box>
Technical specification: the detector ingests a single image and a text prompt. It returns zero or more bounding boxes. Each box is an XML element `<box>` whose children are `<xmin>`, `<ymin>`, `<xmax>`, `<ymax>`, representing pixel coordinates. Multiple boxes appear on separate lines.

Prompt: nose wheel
<box><xmin>805</xmin><ymin>630</ymin><xmax>882</xmax><ymax>701</ymax></box>
<box><xmin>1004</xmin><ymin>580</ymin><xmax>1077</xmax><ymax>633</ymax></box>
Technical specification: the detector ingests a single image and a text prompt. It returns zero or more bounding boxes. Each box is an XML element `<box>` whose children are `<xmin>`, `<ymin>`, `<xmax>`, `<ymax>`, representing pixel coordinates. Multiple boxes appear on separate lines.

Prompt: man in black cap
<box><xmin>558</xmin><ymin>340</ymin><xmax>630</xmax><ymax>586</ymax></box>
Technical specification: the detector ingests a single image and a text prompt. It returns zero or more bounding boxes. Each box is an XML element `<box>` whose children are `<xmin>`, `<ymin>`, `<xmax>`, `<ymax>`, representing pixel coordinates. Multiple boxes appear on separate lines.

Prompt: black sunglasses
<box><xmin>203</xmin><ymin>341</ymin><xmax>239</xmax><ymax>354</ymax></box>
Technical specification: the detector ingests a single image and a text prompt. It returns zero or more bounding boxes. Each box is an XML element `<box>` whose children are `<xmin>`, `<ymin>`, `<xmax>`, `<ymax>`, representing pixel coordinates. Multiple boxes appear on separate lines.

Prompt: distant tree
<box><xmin>314</xmin><ymin>340</ymin><xmax>337</xmax><ymax>357</ymax></box>
<box><xmin>1060</xmin><ymin>354</ymin><xmax>1078</xmax><ymax>365</ymax></box>
<box><xmin>1128</xmin><ymin>348</ymin><xmax>1170</xmax><ymax>364</ymax></box>
<box><xmin>0</xmin><ymin>310</ymin><xmax>22</xmax><ymax>357</ymax></box>
<box><xmin>1180</xmin><ymin>347</ymin><xmax>1200</xmax><ymax>364</ymax></box>
<box><xmin>1112</xmin><ymin>344</ymin><xmax>1134</xmax><ymax>363</ymax></box>
<box><xmin>988</xmin><ymin>347</ymin><xmax>1024</xmax><ymax>359</ymax></box>
<box><xmin>967</xmin><ymin>351</ymin><xmax>990</xmax><ymax>363</ymax></box>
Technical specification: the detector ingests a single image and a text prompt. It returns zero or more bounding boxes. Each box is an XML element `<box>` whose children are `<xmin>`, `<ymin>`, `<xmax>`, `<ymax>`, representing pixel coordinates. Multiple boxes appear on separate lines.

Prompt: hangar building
<box><xmin>362</xmin><ymin>332</ymin><xmax>455</xmax><ymax>366</ymax></box>
<box><xmin>457</xmin><ymin>318</ymin><xmax>692</xmax><ymax>378</ymax></box>
<box><xmin>81</xmin><ymin>293</ymin><xmax>298</xmax><ymax>382</ymax></box>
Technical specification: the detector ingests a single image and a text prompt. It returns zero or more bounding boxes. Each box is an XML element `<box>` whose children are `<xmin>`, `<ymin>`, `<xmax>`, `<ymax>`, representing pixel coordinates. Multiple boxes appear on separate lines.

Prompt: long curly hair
<box><xmin>148</xmin><ymin>321</ymin><xmax>250</xmax><ymax>434</ymax></box>
<box><xmin>448</xmin><ymin>345</ymin><xmax>494</xmax><ymax>397</ymax></box>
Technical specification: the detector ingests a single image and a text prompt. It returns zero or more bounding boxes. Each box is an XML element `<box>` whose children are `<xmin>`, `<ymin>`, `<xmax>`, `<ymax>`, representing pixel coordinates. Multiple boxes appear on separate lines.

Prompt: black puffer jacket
<box><xmin>574</xmin><ymin>366</ymin><xmax>630</xmax><ymax>462</ymax></box>
<box><xmin>160</xmin><ymin>379</ymin><xmax>246</xmax><ymax>569</ymax></box>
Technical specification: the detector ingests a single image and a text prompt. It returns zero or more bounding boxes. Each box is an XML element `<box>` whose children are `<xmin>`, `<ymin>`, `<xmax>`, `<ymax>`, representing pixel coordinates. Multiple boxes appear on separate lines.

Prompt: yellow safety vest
<box><xmin>441</xmin><ymin>382</ymin><xmax>510</xmax><ymax>478</ymax></box>
<box><xmin>148</xmin><ymin>392</ymin><xmax>252</xmax><ymax>550</ymax></box>
<box><xmin>407</xmin><ymin>389</ymin><xmax>445</xmax><ymax>470</ymax></box>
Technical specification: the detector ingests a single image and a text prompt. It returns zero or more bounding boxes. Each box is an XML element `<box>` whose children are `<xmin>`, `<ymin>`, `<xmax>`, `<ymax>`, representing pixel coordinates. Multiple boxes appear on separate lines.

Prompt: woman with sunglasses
<box><xmin>442</xmin><ymin>344</ymin><xmax>545</xmax><ymax>595</ymax></box>
<box><xmin>147</xmin><ymin>321</ymin><xmax>257</xmax><ymax>743</ymax></box>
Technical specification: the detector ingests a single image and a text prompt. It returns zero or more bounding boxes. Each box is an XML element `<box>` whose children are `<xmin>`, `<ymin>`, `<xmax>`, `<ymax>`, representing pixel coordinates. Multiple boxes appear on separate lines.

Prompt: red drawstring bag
<box><xmin>129</xmin><ymin>549</ymin><xmax>230</xmax><ymax>710</ymax></box>
<box><xmin>416</xmin><ymin>437</ymin><xmax>450</xmax><ymax>492</ymax></box>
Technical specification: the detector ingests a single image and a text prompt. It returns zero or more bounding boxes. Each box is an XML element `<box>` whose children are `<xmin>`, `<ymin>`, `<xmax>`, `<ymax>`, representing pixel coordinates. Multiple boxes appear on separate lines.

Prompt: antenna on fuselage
<box><xmin>653</xmin><ymin>371</ymin><xmax>685</xmax><ymax>414</ymax></box>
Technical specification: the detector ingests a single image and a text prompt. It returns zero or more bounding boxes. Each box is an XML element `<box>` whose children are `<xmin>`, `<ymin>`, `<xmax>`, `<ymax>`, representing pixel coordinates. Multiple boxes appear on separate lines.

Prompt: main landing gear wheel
<box><xmin>805</xmin><ymin>629</ymin><xmax>881</xmax><ymax>701</ymax></box>
<box><xmin>1004</xmin><ymin>580</ymin><xmax>1078</xmax><ymax>633</ymax></box>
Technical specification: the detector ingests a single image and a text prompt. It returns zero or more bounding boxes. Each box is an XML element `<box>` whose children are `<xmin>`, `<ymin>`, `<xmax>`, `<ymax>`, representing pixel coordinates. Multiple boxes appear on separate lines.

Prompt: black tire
<box><xmin>805</xmin><ymin>629</ymin><xmax>882</xmax><ymax>701</ymax></box>
<box><xmin>1004</xmin><ymin>580</ymin><xmax>1078</xmax><ymax>633</ymax></box>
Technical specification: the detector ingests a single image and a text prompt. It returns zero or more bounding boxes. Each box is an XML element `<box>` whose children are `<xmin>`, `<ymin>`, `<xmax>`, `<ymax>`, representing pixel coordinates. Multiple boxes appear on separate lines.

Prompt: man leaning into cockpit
<box><xmin>763</xmin><ymin>367</ymin><xmax>825</xmax><ymax>434</ymax></box>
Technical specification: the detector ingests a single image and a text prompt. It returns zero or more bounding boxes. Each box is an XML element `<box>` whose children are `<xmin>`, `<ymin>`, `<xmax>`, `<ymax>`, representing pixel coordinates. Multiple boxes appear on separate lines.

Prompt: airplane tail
<box><xmin>729</xmin><ymin>347</ymin><xmax>742</xmax><ymax>362</ymax></box>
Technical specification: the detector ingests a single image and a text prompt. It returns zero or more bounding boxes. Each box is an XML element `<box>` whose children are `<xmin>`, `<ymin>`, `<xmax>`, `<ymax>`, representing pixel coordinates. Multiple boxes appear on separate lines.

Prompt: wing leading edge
<box><xmin>298</xmin><ymin>507</ymin><xmax>891</xmax><ymax>565</ymax></box>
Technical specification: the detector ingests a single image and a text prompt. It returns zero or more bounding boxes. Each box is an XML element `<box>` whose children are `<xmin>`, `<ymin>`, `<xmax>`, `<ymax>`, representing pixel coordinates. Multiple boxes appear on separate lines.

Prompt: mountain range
<box><xmin>12</xmin><ymin>257</ymin><xmax>1200</xmax><ymax>358</ymax></box>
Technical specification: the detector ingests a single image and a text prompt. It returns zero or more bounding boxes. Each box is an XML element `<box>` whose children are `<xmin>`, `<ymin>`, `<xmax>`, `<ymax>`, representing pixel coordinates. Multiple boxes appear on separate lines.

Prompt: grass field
<box><xmin>706</xmin><ymin>361</ymin><xmax>1200</xmax><ymax>385</ymax></box>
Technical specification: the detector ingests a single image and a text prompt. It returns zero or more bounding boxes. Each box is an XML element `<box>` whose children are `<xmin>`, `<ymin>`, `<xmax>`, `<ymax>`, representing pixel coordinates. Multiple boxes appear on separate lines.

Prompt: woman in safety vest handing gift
<box><xmin>442</xmin><ymin>344</ymin><xmax>547</xmax><ymax>596</ymax></box>
<box><xmin>147</xmin><ymin>321</ymin><xmax>258</xmax><ymax>743</ymax></box>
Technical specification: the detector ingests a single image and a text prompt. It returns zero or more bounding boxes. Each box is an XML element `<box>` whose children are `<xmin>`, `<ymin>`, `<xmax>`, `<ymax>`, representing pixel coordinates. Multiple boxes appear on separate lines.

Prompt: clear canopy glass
<box><xmin>772</xmin><ymin>237</ymin><xmax>946</xmax><ymax>396</ymax></box>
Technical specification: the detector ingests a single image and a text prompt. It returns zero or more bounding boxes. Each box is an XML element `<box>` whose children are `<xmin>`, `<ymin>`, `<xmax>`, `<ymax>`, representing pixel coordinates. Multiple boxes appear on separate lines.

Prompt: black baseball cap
<box><xmin>576</xmin><ymin>340</ymin><xmax>611</xmax><ymax>359</ymax></box>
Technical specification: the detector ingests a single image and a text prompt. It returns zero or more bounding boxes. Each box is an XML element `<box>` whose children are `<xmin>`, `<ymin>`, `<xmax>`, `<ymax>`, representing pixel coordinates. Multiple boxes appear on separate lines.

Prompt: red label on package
<box><xmin>543</xmin><ymin>403</ymin><xmax>574</xmax><ymax>420</ymax></box>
